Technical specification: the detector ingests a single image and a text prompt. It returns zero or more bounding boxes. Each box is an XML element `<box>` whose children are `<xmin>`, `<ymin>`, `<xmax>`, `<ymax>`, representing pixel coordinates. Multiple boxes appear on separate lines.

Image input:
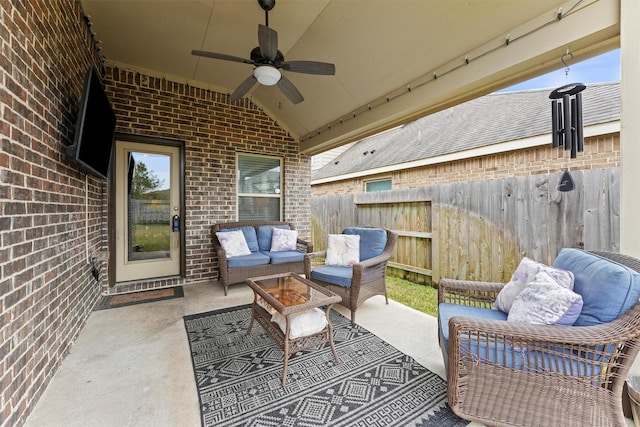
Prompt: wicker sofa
<box><xmin>438</xmin><ymin>249</ymin><xmax>640</xmax><ymax>427</ymax></box>
<box><xmin>212</xmin><ymin>220</ymin><xmax>312</xmax><ymax>295</ymax></box>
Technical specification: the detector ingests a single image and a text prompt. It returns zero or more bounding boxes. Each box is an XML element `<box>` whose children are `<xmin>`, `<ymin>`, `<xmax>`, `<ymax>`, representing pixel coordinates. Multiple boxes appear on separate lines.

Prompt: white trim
<box><xmin>311</xmin><ymin>121</ymin><xmax>620</xmax><ymax>185</ymax></box>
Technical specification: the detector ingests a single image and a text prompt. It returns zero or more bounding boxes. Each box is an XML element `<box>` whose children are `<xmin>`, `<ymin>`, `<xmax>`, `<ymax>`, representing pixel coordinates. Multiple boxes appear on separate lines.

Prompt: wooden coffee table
<box><xmin>246</xmin><ymin>272</ymin><xmax>342</xmax><ymax>385</ymax></box>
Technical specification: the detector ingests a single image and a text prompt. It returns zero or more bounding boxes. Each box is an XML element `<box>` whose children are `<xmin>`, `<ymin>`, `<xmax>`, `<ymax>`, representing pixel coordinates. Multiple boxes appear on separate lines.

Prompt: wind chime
<box><xmin>549</xmin><ymin>50</ymin><xmax>586</xmax><ymax>192</ymax></box>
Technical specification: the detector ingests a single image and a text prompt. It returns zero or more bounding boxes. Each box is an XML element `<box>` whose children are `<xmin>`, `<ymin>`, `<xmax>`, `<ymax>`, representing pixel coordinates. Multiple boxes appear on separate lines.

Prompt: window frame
<box><xmin>364</xmin><ymin>177</ymin><xmax>392</xmax><ymax>192</ymax></box>
<box><xmin>236</xmin><ymin>152</ymin><xmax>283</xmax><ymax>221</ymax></box>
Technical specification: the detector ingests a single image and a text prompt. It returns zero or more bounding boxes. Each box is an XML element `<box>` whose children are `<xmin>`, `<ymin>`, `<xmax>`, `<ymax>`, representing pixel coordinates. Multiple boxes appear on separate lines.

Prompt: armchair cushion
<box><xmin>438</xmin><ymin>303</ymin><xmax>508</xmax><ymax>345</ymax></box>
<box><xmin>494</xmin><ymin>257</ymin><xmax>574</xmax><ymax>313</ymax></box>
<box><xmin>325</xmin><ymin>234</ymin><xmax>360</xmax><ymax>266</ymax></box>
<box><xmin>507</xmin><ymin>270</ymin><xmax>583</xmax><ymax>326</ymax></box>
<box><xmin>344</xmin><ymin>227</ymin><xmax>387</xmax><ymax>261</ymax></box>
<box><xmin>215</xmin><ymin>230</ymin><xmax>252</xmax><ymax>258</ymax></box>
<box><xmin>257</xmin><ymin>224</ymin><xmax>290</xmax><ymax>252</ymax></box>
<box><xmin>310</xmin><ymin>265</ymin><xmax>353</xmax><ymax>287</ymax></box>
<box><xmin>553</xmin><ymin>248</ymin><xmax>640</xmax><ymax>326</ymax></box>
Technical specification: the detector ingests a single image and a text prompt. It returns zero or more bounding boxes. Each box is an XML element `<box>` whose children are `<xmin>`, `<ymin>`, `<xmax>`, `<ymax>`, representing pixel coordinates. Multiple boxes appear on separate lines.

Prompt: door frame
<box><xmin>108</xmin><ymin>133</ymin><xmax>186</xmax><ymax>286</ymax></box>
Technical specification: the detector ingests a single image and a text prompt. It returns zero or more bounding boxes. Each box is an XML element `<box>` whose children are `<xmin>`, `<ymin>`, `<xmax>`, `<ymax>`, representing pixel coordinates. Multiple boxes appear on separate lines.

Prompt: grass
<box><xmin>387</xmin><ymin>276</ymin><xmax>438</xmax><ymax>317</ymax></box>
<box><xmin>133</xmin><ymin>224</ymin><xmax>170</xmax><ymax>252</ymax></box>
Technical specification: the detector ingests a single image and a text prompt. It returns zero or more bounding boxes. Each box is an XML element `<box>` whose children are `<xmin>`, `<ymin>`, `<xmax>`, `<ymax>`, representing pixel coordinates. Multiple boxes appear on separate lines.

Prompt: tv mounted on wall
<box><xmin>67</xmin><ymin>66</ymin><xmax>116</xmax><ymax>179</ymax></box>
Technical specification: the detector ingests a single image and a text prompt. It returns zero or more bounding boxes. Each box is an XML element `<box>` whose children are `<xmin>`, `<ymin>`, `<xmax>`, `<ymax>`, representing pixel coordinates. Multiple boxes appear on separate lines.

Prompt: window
<box><xmin>365</xmin><ymin>178</ymin><xmax>392</xmax><ymax>192</ymax></box>
<box><xmin>237</xmin><ymin>153</ymin><xmax>282</xmax><ymax>221</ymax></box>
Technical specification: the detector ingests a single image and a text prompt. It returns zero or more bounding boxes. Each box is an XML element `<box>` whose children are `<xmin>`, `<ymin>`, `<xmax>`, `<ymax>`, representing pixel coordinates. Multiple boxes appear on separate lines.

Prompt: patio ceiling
<box><xmin>81</xmin><ymin>0</ymin><xmax>619</xmax><ymax>155</ymax></box>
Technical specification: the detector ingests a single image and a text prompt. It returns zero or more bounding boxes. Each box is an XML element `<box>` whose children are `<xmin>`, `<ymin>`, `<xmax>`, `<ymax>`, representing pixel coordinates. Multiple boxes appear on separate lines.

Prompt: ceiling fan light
<box><xmin>254</xmin><ymin>66</ymin><xmax>281</xmax><ymax>86</ymax></box>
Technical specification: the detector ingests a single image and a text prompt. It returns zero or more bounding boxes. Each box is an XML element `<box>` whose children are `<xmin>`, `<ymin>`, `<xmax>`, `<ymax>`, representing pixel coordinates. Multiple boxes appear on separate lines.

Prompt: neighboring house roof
<box><xmin>311</xmin><ymin>142</ymin><xmax>355</xmax><ymax>172</ymax></box>
<box><xmin>312</xmin><ymin>81</ymin><xmax>620</xmax><ymax>182</ymax></box>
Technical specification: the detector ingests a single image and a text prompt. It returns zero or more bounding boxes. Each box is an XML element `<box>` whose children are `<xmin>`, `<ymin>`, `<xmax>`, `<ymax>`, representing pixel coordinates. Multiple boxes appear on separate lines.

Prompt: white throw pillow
<box><xmin>215</xmin><ymin>230</ymin><xmax>251</xmax><ymax>258</ymax></box>
<box><xmin>270</xmin><ymin>228</ymin><xmax>298</xmax><ymax>252</ymax></box>
<box><xmin>272</xmin><ymin>308</ymin><xmax>328</xmax><ymax>339</ymax></box>
<box><xmin>495</xmin><ymin>257</ymin><xmax>574</xmax><ymax>313</ymax></box>
<box><xmin>507</xmin><ymin>271</ymin><xmax>583</xmax><ymax>326</ymax></box>
<box><xmin>325</xmin><ymin>234</ymin><xmax>360</xmax><ymax>266</ymax></box>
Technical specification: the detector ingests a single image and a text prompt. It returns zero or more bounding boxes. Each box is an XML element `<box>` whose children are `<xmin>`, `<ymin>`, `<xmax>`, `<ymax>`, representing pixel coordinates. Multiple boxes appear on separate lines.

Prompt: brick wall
<box><xmin>0</xmin><ymin>1</ymin><xmax>310</xmax><ymax>425</ymax></box>
<box><xmin>103</xmin><ymin>68</ymin><xmax>311</xmax><ymax>293</ymax></box>
<box><xmin>1</xmin><ymin>1</ymin><xmax>104</xmax><ymax>425</ymax></box>
<box><xmin>311</xmin><ymin>133</ymin><xmax>620</xmax><ymax>196</ymax></box>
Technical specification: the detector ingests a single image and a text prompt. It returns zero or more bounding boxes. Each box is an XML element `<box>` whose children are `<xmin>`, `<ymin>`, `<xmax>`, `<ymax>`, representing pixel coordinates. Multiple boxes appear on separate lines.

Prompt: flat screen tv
<box><xmin>68</xmin><ymin>66</ymin><xmax>116</xmax><ymax>179</ymax></box>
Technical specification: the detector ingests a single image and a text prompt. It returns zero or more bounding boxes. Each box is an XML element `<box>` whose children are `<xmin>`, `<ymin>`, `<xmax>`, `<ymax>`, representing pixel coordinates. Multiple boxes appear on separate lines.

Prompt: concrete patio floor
<box><xmin>24</xmin><ymin>281</ymin><xmax>638</xmax><ymax>427</ymax></box>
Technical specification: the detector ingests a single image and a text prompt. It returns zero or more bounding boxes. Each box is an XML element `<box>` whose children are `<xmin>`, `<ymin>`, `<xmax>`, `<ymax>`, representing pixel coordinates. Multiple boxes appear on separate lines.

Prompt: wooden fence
<box><xmin>310</xmin><ymin>168</ymin><xmax>620</xmax><ymax>284</ymax></box>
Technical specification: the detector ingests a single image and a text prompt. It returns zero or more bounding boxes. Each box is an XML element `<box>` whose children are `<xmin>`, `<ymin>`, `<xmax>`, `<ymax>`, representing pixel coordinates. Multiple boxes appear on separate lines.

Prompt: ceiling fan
<box><xmin>192</xmin><ymin>0</ymin><xmax>335</xmax><ymax>104</ymax></box>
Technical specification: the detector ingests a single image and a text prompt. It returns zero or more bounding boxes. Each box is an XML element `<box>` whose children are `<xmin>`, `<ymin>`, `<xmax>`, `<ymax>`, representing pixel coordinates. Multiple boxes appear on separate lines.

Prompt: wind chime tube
<box><xmin>570</xmin><ymin>97</ymin><xmax>578</xmax><ymax>158</ymax></box>
<box><xmin>576</xmin><ymin>92</ymin><xmax>584</xmax><ymax>152</ymax></box>
<box><xmin>551</xmin><ymin>100</ymin><xmax>559</xmax><ymax>148</ymax></box>
<box><xmin>557</xmin><ymin>101</ymin><xmax>564</xmax><ymax>147</ymax></box>
<box><xmin>563</xmin><ymin>94</ymin><xmax>572</xmax><ymax>152</ymax></box>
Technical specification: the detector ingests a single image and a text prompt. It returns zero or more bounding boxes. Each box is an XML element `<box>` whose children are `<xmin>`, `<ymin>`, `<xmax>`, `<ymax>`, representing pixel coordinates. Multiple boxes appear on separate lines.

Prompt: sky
<box><xmin>132</xmin><ymin>152</ymin><xmax>171</xmax><ymax>191</ymax></box>
<box><xmin>499</xmin><ymin>49</ymin><xmax>620</xmax><ymax>92</ymax></box>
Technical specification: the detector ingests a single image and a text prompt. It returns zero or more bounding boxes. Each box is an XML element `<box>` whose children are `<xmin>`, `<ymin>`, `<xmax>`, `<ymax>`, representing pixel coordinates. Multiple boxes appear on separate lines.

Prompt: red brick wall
<box><xmin>311</xmin><ymin>133</ymin><xmax>620</xmax><ymax>196</ymax></box>
<box><xmin>1</xmin><ymin>1</ymin><xmax>104</xmax><ymax>425</ymax></box>
<box><xmin>0</xmin><ymin>1</ymin><xmax>310</xmax><ymax>425</ymax></box>
<box><xmin>103</xmin><ymin>68</ymin><xmax>311</xmax><ymax>292</ymax></box>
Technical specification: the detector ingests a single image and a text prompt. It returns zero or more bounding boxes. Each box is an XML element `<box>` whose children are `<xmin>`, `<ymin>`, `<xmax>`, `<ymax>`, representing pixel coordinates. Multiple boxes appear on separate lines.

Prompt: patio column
<box><xmin>620</xmin><ymin>0</ymin><xmax>640</xmax><ymax>257</ymax></box>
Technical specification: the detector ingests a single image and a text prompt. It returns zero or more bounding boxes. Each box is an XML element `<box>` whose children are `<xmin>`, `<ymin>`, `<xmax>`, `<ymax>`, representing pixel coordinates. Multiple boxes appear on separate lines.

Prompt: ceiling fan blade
<box><xmin>192</xmin><ymin>50</ymin><xmax>252</xmax><ymax>65</ymax></box>
<box><xmin>277</xmin><ymin>75</ymin><xmax>304</xmax><ymax>104</ymax></box>
<box><xmin>258</xmin><ymin>24</ymin><xmax>278</xmax><ymax>61</ymax></box>
<box><xmin>281</xmin><ymin>60</ymin><xmax>335</xmax><ymax>75</ymax></box>
<box><xmin>229</xmin><ymin>74</ymin><xmax>258</xmax><ymax>102</ymax></box>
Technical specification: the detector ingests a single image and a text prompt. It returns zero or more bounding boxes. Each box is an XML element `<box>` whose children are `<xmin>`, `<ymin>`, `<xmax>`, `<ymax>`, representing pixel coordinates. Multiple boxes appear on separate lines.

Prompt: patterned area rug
<box><xmin>183</xmin><ymin>304</ymin><xmax>466</xmax><ymax>427</ymax></box>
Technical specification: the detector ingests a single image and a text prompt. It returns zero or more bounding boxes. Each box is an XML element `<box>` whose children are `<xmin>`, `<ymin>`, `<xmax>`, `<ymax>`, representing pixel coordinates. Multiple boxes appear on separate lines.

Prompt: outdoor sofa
<box><xmin>212</xmin><ymin>220</ymin><xmax>312</xmax><ymax>295</ymax></box>
<box><xmin>438</xmin><ymin>248</ymin><xmax>640</xmax><ymax>427</ymax></box>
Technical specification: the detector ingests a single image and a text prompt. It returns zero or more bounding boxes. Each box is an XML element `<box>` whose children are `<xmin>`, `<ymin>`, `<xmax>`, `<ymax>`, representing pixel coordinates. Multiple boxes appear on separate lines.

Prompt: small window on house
<box><xmin>365</xmin><ymin>179</ymin><xmax>392</xmax><ymax>192</ymax></box>
<box><xmin>237</xmin><ymin>153</ymin><xmax>282</xmax><ymax>221</ymax></box>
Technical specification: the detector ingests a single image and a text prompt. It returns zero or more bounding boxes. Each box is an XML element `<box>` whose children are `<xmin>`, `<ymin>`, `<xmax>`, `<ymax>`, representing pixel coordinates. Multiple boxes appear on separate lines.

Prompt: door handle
<box><xmin>172</xmin><ymin>215</ymin><xmax>180</xmax><ymax>232</ymax></box>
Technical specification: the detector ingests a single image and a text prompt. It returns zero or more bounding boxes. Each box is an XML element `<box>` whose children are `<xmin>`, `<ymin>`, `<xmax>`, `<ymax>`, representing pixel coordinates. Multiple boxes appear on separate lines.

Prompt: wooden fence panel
<box><xmin>607</xmin><ymin>168</ymin><xmax>621</xmax><ymax>251</ymax></box>
<box><xmin>310</xmin><ymin>193</ymin><xmax>355</xmax><ymax>250</ymax></box>
<box><xmin>311</xmin><ymin>168</ymin><xmax>620</xmax><ymax>285</ymax></box>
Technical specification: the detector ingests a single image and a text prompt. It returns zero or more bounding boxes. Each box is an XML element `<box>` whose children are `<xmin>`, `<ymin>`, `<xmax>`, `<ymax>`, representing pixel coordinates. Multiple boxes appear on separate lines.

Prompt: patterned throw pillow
<box><xmin>507</xmin><ymin>270</ymin><xmax>583</xmax><ymax>325</ymax></box>
<box><xmin>325</xmin><ymin>234</ymin><xmax>360</xmax><ymax>266</ymax></box>
<box><xmin>270</xmin><ymin>228</ymin><xmax>298</xmax><ymax>252</ymax></box>
<box><xmin>215</xmin><ymin>230</ymin><xmax>251</xmax><ymax>258</ymax></box>
<box><xmin>495</xmin><ymin>257</ymin><xmax>574</xmax><ymax>313</ymax></box>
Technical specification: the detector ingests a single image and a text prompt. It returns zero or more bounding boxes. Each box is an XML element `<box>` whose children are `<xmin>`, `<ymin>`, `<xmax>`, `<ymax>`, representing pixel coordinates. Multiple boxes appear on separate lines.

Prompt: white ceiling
<box><xmin>81</xmin><ymin>0</ymin><xmax>619</xmax><ymax>154</ymax></box>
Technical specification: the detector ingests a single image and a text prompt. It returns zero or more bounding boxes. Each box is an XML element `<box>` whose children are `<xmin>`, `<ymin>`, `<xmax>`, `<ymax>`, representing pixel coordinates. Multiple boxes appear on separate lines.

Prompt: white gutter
<box><xmin>311</xmin><ymin>121</ymin><xmax>620</xmax><ymax>185</ymax></box>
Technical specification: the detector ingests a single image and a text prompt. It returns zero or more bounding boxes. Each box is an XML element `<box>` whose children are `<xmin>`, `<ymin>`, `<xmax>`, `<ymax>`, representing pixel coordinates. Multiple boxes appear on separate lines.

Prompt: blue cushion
<box><xmin>553</xmin><ymin>248</ymin><xmax>640</xmax><ymax>326</ymax></box>
<box><xmin>257</xmin><ymin>225</ymin><xmax>290</xmax><ymax>252</ymax></box>
<box><xmin>310</xmin><ymin>265</ymin><xmax>353</xmax><ymax>287</ymax></box>
<box><xmin>438</xmin><ymin>303</ymin><xmax>601</xmax><ymax>376</ymax></box>
<box><xmin>261</xmin><ymin>250</ymin><xmax>304</xmax><ymax>265</ymax></box>
<box><xmin>343</xmin><ymin>227</ymin><xmax>387</xmax><ymax>261</ymax></box>
<box><xmin>226</xmin><ymin>252</ymin><xmax>270</xmax><ymax>268</ymax></box>
<box><xmin>438</xmin><ymin>303</ymin><xmax>508</xmax><ymax>343</ymax></box>
<box><xmin>223</xmin><ymin>226</ymin><xmax>259</xmax><ymax>252</ymax></box>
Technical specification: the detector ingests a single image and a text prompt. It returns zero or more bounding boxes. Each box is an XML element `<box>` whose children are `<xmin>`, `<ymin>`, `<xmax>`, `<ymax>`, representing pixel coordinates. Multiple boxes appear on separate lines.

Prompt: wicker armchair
<box><xmin>304</xmin><ymin>227</ymin><xmax>397</xmax><ymax>324</ymax></box>
<box><xmin>438</xmin><ymin>250</ymin><xmax>640</xmax><ymax>427</ymax></box>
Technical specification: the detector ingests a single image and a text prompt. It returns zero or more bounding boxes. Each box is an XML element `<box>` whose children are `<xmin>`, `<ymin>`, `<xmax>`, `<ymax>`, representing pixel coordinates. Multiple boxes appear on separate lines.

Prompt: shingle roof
<box><xmin>312</xmin><ymin>81</ymin><xmax>620</xmax><ymax>181</ymax></box>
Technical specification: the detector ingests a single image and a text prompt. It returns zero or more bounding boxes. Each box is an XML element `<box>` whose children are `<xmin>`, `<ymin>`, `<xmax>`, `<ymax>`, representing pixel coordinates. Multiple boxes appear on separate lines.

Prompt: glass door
<box><xmin>114</xmin><ymin>140</ymin><xmax>181</xmax><ymax>282</ymax></box>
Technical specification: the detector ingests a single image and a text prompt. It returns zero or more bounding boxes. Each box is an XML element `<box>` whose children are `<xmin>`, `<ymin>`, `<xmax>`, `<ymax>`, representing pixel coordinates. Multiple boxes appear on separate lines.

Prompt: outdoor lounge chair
<box><xmin>438</xmin><ymin>249</ymin><xmax>640</xmax><ymax>427</ymax></box>
<box><xmin>304</xmin><ymin>227</ymin><xmax>398</xmax><ymax>324</ymax></box>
